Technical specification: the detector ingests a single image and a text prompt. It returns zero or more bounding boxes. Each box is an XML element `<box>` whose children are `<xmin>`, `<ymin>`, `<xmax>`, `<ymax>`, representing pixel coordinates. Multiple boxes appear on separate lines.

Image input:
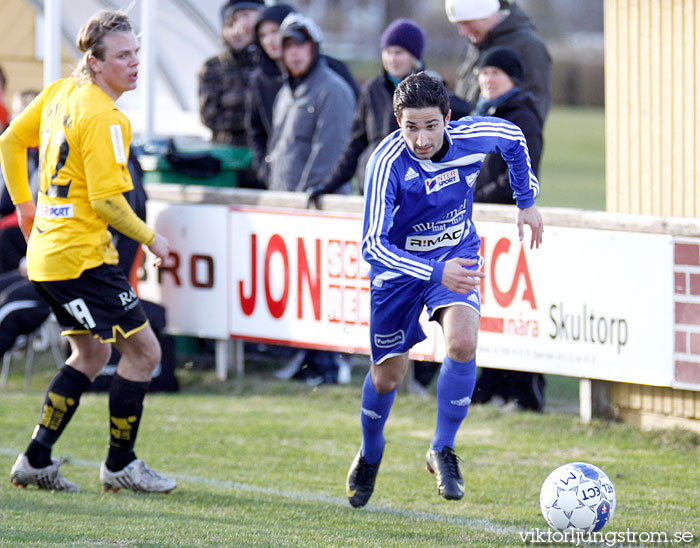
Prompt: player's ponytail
<box><xmin>72</xmin><ymin>10</ymin><xmax>133</xmax><ymax>84</ymax></box>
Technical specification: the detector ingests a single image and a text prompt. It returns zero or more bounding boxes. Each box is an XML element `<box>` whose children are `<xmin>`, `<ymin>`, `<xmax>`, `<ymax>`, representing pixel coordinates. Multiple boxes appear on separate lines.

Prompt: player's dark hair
<box><xmin>393</xmin><ymin>71</ymin><xmax>450</xmax><ymax>120</ymax></box>
<box><xmin>73</xmin><ymin>10</ymin><xmax>134</xmax><ymax>83</ymax></box>
<box><xmin>0</xmin><ymin>65</ymin><xmax>6</xmax><ymax>90</ymax></box>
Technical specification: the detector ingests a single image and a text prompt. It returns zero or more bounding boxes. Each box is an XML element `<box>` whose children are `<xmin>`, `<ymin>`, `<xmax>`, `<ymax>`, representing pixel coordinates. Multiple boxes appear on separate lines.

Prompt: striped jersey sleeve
<box><xmin>450</xmin><ymin>117</ymin><xmax>539</xmax><ymax>208</ymax></box>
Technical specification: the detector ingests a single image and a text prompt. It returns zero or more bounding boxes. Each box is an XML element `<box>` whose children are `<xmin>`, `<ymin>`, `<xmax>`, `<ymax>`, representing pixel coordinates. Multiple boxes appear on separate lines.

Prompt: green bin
<box><xmin>140</xmin><ymin>144</ymin><xmax>252</xmax><ymax>187</ymax></box>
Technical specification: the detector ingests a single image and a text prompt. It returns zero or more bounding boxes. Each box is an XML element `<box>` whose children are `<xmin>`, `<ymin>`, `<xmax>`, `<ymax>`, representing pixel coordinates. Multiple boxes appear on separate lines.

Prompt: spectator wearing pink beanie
<box><xmin>380</xmin><ymin>18</ymin><xmax>426</xmax><ymax>68</ymax></box>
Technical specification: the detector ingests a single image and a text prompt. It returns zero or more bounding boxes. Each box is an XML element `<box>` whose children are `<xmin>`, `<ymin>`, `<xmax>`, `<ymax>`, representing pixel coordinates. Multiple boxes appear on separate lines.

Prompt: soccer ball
<box><xmin>540</xmin><ymin>462</ymin><xmax>616</xmax><ymax>533</ymax></box>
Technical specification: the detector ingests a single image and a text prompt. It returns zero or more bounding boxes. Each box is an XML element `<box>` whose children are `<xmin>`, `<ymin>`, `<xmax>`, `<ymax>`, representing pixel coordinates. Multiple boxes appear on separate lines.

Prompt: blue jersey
<box><xmin>362</xmin><ymin>116</ymin><xmax>539</xmax><ymax>286</ymax></box>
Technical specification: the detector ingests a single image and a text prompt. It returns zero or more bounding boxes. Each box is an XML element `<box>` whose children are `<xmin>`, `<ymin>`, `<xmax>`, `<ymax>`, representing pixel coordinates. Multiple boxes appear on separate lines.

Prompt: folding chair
<box><xmin>0</xmin><ymin>314</ymin><xmax>65</xmax><ymax>389</ymax></box>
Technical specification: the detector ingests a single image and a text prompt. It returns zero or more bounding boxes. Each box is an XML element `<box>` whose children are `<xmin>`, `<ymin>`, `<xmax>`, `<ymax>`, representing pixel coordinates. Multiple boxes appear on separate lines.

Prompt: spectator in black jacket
<box><xmin>245</xmin><ymin>4</ymin><xmax>359</xmax><ymax>186</ymax></box>
<box><xmin>199</xmin><ymin>0</ymin><xmax>264</xmax><ymax>147</ymax></box>
<box><xmin>469</xmin><ymin>46</ymin><xmax>546</xmax><ymax>411</ymax></box>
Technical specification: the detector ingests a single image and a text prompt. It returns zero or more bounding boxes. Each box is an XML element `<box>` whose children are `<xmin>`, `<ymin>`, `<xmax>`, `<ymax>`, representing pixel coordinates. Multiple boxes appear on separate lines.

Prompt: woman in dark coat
<box><xmin>470</xmin><ymin>46</ymin><xmax>546</xmax><ymax>411</ymax></box>
<box><xmin>471</xmin><ymin>46</ymin><xmax>543</xmax><ymax>204</ymax></box>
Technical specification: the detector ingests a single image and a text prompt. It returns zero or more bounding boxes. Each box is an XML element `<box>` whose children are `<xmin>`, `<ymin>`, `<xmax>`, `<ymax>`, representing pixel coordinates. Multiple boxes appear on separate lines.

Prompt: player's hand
<box><xmin>15</xmin><ymin>200</ymin><xmax>36</xmax><ymax>242</ymax></box>
<box><xmin>306</xmin><ymin>187</ymin><xmax>325</xmax><ymax>209</ymax></box>
<box><xmin>517</xmin><ymin>205</ymin><xmax>544</xmax><ymax>249</ymax></box>
<box><xmin>441</xmin><ymin>257</ymin><xmax>485</xmax><ymax>294</ymax></box>
<box><xmin>148</xmin><ymin>233</ymin><xmax>170</xmax><ymax>267</ymax></box>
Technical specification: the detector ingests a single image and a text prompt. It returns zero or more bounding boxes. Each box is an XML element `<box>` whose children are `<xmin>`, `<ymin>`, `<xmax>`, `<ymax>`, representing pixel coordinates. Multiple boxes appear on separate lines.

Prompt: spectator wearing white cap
<box><xmin>445</xmin><ymin>0</ymin><xmax>551</xmax><ymax>121</ymax></box>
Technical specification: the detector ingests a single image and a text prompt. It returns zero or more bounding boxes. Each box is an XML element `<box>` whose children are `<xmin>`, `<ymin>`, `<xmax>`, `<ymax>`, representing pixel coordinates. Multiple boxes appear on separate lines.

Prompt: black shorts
<box><xmin>33</xmin><ymin>263</ymin><xmax>149</xmax><ymax>343</ymax></box>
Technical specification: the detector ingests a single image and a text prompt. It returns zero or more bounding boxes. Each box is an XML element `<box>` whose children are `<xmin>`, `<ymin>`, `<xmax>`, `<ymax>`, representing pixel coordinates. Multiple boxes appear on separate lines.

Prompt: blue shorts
<box><xmin>369</xmin><ymin>258</ymin><xmax>482</xmax><ymax>364</ymax></box>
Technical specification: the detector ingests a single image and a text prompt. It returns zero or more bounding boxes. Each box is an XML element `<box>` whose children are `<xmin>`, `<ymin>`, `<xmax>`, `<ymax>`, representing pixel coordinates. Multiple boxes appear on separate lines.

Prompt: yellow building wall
<box><xmin>605</xmin><ymin>0</ymin><xmax>699</xmax><ymax>218</ymax></box>
<box><xmin>0</xmin><ymin>0</ymin><xmax>75</xmax><ymax>110</ymax></box>
<box><xmin>605</xmin><ymin>0</ymin><xmax>700</xmax><ymax>429</ymax></box>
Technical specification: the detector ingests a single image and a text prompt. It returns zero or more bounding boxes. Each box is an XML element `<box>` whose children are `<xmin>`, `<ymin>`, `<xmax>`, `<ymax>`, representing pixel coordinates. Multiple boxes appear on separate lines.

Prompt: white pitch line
<box><xmin>0</xmin><ymin>447</ymin><xmax>515</xmax><ymax>535</ymax></box>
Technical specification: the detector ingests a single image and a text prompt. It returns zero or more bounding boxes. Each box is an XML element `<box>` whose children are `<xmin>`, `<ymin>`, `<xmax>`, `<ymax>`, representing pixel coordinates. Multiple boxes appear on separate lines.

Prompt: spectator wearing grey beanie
<box><xmin>245</xmin><ymin>4</ymin><xmax>359</xmax><ymax>186</ymax></box>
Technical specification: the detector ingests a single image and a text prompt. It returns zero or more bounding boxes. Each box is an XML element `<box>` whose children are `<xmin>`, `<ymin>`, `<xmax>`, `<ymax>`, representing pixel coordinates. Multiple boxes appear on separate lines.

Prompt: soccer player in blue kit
<box><xmin>346</xmin><ymin>72</ymin><xmax>543</xmax><ymax>508</ymax></box>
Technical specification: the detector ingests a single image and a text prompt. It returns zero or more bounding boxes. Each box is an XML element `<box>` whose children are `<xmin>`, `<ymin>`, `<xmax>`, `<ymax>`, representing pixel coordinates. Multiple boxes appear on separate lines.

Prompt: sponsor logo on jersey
<box><xmin>374</xmin><ymin>329</ymin><xmax>405</xmax><ymax>348</ymax></box>
<box><xmin>110</xmin><ymin>124</ymin><xmax>127</xmax><ymax>164</ymax></box>
<box><xmin>425</xmin><ymin>168</ymin><xmax>460</xmax><ymax>194</ymax></box>
<box><xmin>36</xmin><ymin>203</ymin><xmax>74</xmax><ymax>219</ymax></box>
<box><xmin>361</xmin><ymin>408</ymin><xmax>382</xmax><ymax>420</ymax></box>
<box><xmin>405</xmin><ymin>220</ymin><xmax>466</xmax><ymax>251</ymax></box>
<box><xmin>404</xmin><ymin>167</ymin><xmax>419</xmax><ymax>181</ymax></box>
<box><xmin>450</xmin><ymin>396</ymin><xmax>472</xmax><ymax>406</ymax></box>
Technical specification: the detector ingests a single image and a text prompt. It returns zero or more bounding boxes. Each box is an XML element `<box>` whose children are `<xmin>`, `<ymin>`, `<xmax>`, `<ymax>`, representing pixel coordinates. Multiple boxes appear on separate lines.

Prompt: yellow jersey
<box><xmin>8</xmin><ymin>78</ymin><xmax>134</xmax><ymax>281</ymax></box>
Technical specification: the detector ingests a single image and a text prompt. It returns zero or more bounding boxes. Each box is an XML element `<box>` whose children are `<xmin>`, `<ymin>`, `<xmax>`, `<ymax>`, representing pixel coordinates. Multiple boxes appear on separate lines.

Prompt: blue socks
<box><xmin>359</xmin><ymin>372</ymin><xmax>396</xmax><ymax>465</ymax></box>
<box><xmin>358</xmin><ymin>357</ymin><xmax>475</xmax><ymax>462</ymax></box>
<box><xmin>431</xmin><ymin>357</ymin><xmax>476</xmax><ymax>451</ymax></box>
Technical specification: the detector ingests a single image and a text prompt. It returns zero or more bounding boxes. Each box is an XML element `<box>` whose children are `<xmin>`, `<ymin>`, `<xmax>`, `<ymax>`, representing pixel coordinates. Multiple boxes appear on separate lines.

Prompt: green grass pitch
<box><xmin>0</xmin><ymin>365</ymin><xmax>698</xmax><ymax>548</ymax></box>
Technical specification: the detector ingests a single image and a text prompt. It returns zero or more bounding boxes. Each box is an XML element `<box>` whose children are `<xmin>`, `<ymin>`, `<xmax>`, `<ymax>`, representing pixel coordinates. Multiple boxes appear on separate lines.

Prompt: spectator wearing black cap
<box><xmin>472</xmin><ymin>46</ymin><xmax>542</xmax><ymax>202</ymax></box>
<box><xmin>245</xmin><ymin>4</ymin><xmax>359</xmax><ymax>186</ymax></box>
<box><xmin>198</xmin><ymin>0</ymin><xmax>264</xmax><ymax>148</ymax></box>
<box><xmin>266</xmin><ymin>13</ymin><xmax>355</xmax><ymax>192</ymax></box>
<box><xmin>469</xmin><ymin>46</ymin><xmax>546</xmax><ymax>411</ymax></box>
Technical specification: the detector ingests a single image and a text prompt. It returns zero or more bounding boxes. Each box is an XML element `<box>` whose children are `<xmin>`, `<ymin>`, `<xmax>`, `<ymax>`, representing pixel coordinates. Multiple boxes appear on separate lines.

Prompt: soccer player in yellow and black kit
<box><xmin>0</xmin><ymin>10</ymin><xmax>176</xmax><ymax>493</ymax></box>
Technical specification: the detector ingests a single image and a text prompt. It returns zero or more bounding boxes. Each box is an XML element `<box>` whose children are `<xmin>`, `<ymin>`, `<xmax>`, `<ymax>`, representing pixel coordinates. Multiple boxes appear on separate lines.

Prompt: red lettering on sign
<box><xmin>239</xmin><ymin>234</ymin><xmax>257</xmax><ymax>316</ymax></box>
<box><xmin>490</xmin><ymin>238</ymin><xmax>536</xmax><ymax>309</ymax></box>
<box><xmin>327</xmin><ymin>285</ymin><xmax>342</xmax><ymax>323</ymax></box>
<box><xmin>359</xmin><ymin>286</ymin><xmax>370</xmax><ymax>325</ymax></box>
<box><xmin>343</xmin><ymin>240</ymin><xmax>359</xmax><ymax>279</ymax></box>
<box><xmin>327</xmin><ymin>240</ymin><xmax>342</xmax><ymax>278</ymax></box>
<box><xmin>264</xmin><ymin>234</ymin><xmax>289</xmax><ymax>319</ymax></box>
<box><xmin>190</xmin><ymin>254</ymin><xmax>214</xmax><ymax>289</ymax></box>
<box><xmin>158</xmin><ymin>251</ymin><xmax>181</xmax><ymax>285</ymax></box>
<box><xmin>298</xmin><ymin>238</ymin><xmax>321</xmax><ymax>320</ymax></box>
<box><xmin>343</xmin><ymin>286</ymin><xmax>358</xmax><ymax>325</ymax></box>
<box><xmin>479</xmin><ymin>236</ymin><xmax>486</xmax><ymax>304</ymax></box>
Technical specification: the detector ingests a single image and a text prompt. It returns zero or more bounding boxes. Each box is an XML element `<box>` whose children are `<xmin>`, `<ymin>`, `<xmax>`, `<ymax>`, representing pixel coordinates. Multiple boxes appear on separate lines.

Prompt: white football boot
<box><xmin>10</xmin><ymin>453</ymin><xmax>80</xmax><ymax>492</ymax></box>
<box><xmin>100</xmin><ymin>459</ymin><xmax>177</xmax><ymax>494</ymax></box>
